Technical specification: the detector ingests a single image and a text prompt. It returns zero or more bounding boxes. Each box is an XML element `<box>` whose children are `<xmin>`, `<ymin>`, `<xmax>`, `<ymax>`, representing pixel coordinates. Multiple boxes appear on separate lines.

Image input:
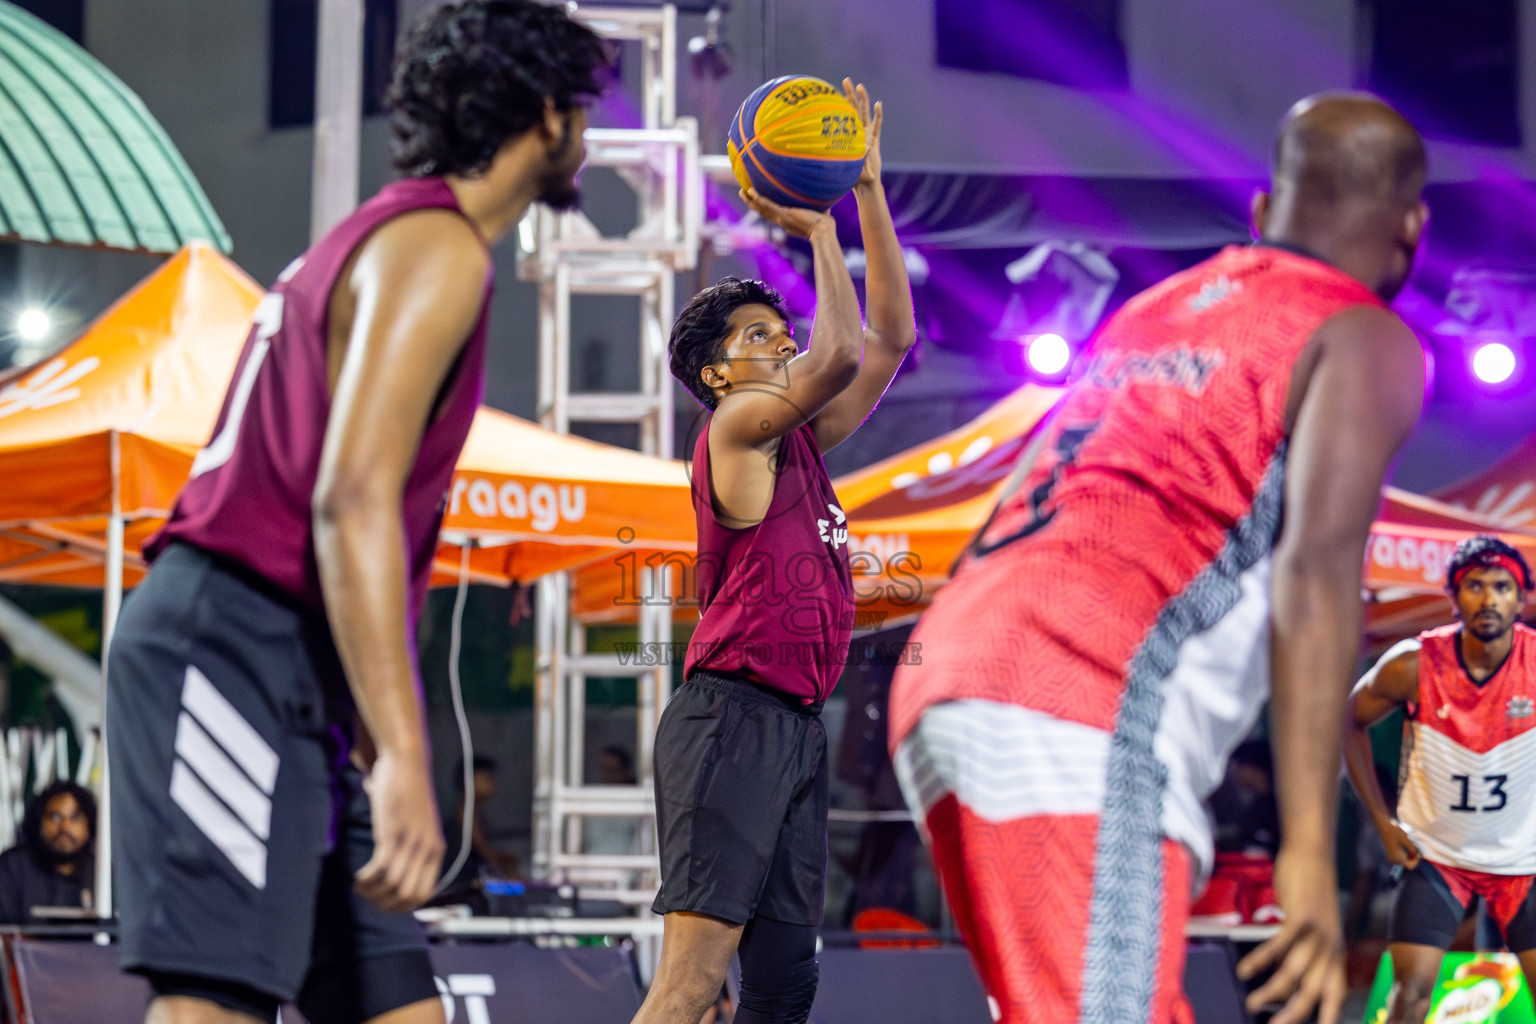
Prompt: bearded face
<box><xmin>536</xmin><ymin>109</ymin><xmax>588</xmax><ymax>212</ymax></box>
<box><xmin>37</xmin><ymin>792</ymin><xmax>91</xmax><ymax>869</ymax></box>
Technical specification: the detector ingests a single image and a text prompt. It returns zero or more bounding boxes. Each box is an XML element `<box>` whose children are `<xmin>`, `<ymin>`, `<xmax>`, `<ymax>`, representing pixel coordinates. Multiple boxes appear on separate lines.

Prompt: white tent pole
<box><xmin>311</xmin><ymin>0</ymin><xmax>363</xmax><ymax>242</ymax></box>
<box><xmin>97</xmin><ymin>429</ymin><xmax>124</xmax><ymax>922</ymax></box>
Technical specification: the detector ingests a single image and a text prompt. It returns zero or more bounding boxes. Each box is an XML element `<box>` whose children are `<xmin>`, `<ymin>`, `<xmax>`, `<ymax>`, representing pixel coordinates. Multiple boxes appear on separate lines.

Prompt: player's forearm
<box><xmin>314</xmin><ymin>498</ymin><xmax>430</xmax><ymax>762</ymax></box>
<box><xmin>1270</xmin><ymin>559</ymin><xmax>1364</xmax><ymax>856</ymax></box>
<box><xmin>1342</xmin><ymin>709</ymin><xmax>1393</xmax><ymax>831</ymax></box>
<box><xmin>853</xmin><ymin>182</ymin><xmax>915</xmax><ymax>354</ymax></box>
<box><xmin>805</xmin><ymin>220</ymin><xmax>864</xmax><ymax>367</ymax></box>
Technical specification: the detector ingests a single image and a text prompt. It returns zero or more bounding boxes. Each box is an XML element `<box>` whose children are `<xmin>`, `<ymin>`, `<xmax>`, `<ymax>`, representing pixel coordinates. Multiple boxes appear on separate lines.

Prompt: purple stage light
<box><xmin>1025</xmin><ymin>333</ymin><xmax>1071</xmax><ymax>377</ymax></box>
<box><xmin>1472</xmin><ymin>341</ymin><xmax>1518</xmax><ymax>385</ymax></box>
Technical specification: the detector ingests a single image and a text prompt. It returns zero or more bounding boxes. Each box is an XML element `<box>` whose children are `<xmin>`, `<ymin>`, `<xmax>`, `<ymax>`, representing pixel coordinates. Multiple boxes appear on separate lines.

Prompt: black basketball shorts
<box><xmin>651</xmin><ymin>671</ymin><xmax>829</xmax><ymax>927</ymax></box>
<box><xmin>106</xmin><ymin>542</ymin><xmax>436</xmax><ymax>1021</ymax></box>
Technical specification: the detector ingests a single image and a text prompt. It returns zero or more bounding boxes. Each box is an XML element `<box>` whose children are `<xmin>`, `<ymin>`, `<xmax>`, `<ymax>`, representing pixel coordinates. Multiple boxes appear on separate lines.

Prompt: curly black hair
<box><xmin>386</xmin><ymin>0</ymin><xmax>612</xmax><ymax>178</ymax></box>
<box><xmin>669</xmin><ymin>277</ymin><xmax>794</xmax><ymax>410</ymax></box>
<box><xmin>21</xmin><ymin>780</ymin><xmax>95</xmax><ymax>858</ymax></box>
<box><xmin>1447</xmin><ymin>534</ymin><xmax>1533</xmax><ymax>591</ymax></box>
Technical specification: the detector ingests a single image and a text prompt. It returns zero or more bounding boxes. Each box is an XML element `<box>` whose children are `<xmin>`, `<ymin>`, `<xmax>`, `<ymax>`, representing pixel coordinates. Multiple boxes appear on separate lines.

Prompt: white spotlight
<box><xmin>1026</xmin><ymin>333</ymin><xmax>1072</xmax><ymax>377</ymax></box>
<box><xmin>1472</xmin><ymin>341</ymin><xmax>1517</xmax><ymax>385</ymax></box>
<box><xmin>15</xmin><ymin>308</ymin><xmax>50</xmax><ymax>343</ymax></box>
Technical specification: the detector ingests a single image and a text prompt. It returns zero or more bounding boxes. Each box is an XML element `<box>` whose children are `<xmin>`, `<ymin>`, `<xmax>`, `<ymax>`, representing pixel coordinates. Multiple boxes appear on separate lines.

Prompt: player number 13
<box><xmin>1449</xmin><ymin>773</ymin><xmax>1508</xmax><ymax>813</ymax></box>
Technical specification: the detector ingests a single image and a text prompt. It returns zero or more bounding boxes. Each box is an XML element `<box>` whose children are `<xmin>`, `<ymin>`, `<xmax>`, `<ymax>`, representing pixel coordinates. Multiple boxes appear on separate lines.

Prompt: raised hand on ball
<box><xmin>740</xmin><ymin>187</ymin><xmax>835</xmax><ymax>240</ymax></box>
<box><xmin>842</xmin><ymin>78</ymin><xmax>883</xmax><ymax>191</ymax></box>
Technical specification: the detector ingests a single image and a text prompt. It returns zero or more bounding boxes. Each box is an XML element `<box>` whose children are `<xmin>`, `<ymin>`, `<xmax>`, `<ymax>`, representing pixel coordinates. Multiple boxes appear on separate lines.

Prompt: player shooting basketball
<box><xmin>634</xmin><ymin>80</ymin><xmax>915</xmax><ymax>1024</ymax></box>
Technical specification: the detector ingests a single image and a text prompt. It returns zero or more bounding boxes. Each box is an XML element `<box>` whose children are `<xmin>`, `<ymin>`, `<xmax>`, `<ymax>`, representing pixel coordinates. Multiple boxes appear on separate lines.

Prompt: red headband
<box><xmin>1453</xmin><ymin>554</ymin><xmax>1527</xmax><ymax>590</ymax></box>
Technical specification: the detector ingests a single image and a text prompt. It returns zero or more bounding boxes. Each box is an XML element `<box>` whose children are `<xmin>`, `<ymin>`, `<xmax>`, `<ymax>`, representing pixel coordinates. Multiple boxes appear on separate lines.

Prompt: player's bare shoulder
<box><xmin>1316</xmin><ymin>304</ymin><xmax>1418</xmax><ymax>358</ymax></box>
<box><xmin>324</xmin><ymin>207</ymin><xmax>488</xmax><ymax>384</ymax></box>
<box><xmin>361</xmin><ymin>207</ymin><xmax>489</xmax><ymax>283</ymax></box>
<box><xmin>1370</xmin><ymin>639</ymin><xmax>1422</xmax><ymax>703</ymax></box>
<box><xmin>1285</xmin><ymin>304</ymin><xmax>1422</xmax><ymax>434</ymax></box>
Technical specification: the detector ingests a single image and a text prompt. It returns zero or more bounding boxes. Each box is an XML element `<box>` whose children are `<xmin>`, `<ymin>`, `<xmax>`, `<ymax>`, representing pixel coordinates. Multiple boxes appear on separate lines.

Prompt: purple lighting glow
<box><xmin>1025</xmin><ymin>333</ymin><xmax>1071</xmax><ymax>377</ymax></box>
<box><xmin>1472</xmin><ymin>341</ymin><xmax>1518</xmax><ymax>385</ymax></box>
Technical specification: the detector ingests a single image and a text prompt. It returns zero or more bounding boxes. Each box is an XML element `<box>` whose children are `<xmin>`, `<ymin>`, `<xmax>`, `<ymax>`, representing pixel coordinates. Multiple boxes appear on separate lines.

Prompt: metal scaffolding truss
<box><xmin>525</xmin><ymin>4</ymin><xmax>699</xmax><ymax>916</ymax></box>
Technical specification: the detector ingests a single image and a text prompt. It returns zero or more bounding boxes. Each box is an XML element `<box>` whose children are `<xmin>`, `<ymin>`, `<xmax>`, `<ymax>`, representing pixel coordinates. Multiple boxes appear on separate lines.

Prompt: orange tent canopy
<box><xmin>1366</xmin><ymin>488</ymin><xmax>1536</xmax><ymax>593</ymax></box>
<box><xmin>0</xmin><ymin>241</ymin><xmax>260</xmax><ymax>587</ymax></box>
<box><xmin>837</xmin><ymin>392</ymin><xmax>1536</xmax><ymax>630</ymax></box>
<box><xmin>1433</xmin><ymin>437</ymin><xmax>1536</xmax><ymax>532</ymax></box>
<box><xmin>438</xmin><ymin>408</ymin><xmax>693</xmax><ymax>586</ymax></box>
<box><xmin>572</xmin><ymin>380</ymin><xmax>1536</xmax><ymax>641</ymax></box>
<box><xmin>570</xmin><ymin>384</ymin><xmax>1065</xmax><ymax>626</ymax></box>
<box><xmin>828</xmin><ymin>383</ymin><xmax>1064</xmax><ymax>628</ymax></box>
<box><xmin>0</xmin><ymin>243</ymin><xmax>695</xmax><ymax>590</ymax></box>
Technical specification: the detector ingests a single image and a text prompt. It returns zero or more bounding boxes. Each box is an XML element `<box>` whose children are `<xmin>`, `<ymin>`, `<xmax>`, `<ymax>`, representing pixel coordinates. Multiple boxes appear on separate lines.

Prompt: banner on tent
<box><xmin>1368</xmin><ymin>527</ymin><xmax>1457</xmax><ymax>589</ymax></box>
<box><xmin>1363</xmin><ymin>522</ymin><xmax>1510</xmax><ymax>592</ymax></box>
<box><xmin>448</xmin><ymin>477</ymin><xmax>588</xmax><ymax>533</ymax></box>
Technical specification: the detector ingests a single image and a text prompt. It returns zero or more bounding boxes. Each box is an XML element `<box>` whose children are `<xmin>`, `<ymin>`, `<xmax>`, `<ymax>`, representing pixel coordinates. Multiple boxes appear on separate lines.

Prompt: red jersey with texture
<box><xmin>890</xmin><ymin>244</ymin><xmax>1382</xmax><ymax>747</ymax></box>
<box><xmin>1397</xmin><ymin>623</ymin><xmax>1536</xmax><ymax>874</ymax></box>
<box><xmin>146</xmin><ymin>177</ymin><xmax>492</xmax><ymax>624</ymax></box>
<box><xmin>687</xmin><ymin>421</ymin><xmax>854</xmax><ymax>703</ymax></box>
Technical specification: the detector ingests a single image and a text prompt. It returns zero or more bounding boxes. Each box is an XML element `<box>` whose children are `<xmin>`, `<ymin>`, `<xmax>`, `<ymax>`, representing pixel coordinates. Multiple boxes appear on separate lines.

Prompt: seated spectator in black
<box><xmin>0</xmin><ymin>780</ymin><xmax>96</xmax><ymax>924</ymax></box>
<box><xmin>1212</xmin><ymin>739</ymin><xmax>1280</xmax><ymax>857</ymax></box>
<box><xmin>441</xmin><ymin>755</ymin><xmax>520</xmax><ymax>894</ymax></box>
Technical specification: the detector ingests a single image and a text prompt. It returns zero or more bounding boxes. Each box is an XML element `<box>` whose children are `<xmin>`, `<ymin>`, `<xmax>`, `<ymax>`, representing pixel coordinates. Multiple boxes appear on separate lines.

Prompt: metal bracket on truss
<box><xmin>519</xmin><ymin>126</ymin><xmax>704</xmax><ymax>277</ymax></box>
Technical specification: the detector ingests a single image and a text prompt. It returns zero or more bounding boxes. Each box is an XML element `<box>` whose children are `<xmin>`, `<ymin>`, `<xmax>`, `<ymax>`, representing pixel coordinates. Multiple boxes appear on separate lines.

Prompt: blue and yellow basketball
<box><xmin>727</xmin><ymin>76</ymin><xmax>866</xmax><ymax>211</ymax></box>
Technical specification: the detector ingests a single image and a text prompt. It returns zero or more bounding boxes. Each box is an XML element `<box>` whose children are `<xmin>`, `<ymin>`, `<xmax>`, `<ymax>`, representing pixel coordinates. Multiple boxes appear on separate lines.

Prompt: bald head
<box><xmin>1259</xmin><ymin>92</ymin><xmax>1428</xmax><ymax>298</ymax></box>
<box><xmin>1272</xmin><ymin>92</ymin><xmax>1426</xmax><ymax>215</ymax></box>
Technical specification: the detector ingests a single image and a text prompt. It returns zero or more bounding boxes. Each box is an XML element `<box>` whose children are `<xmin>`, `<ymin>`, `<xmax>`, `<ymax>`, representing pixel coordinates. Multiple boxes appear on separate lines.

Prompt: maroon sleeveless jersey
<box><xmin>687</xmin><ymin>421</ymin><xmax>855</xmax><ymax>703</ymax></box>
<box><xmin>146</xmin><ymin>177</ymin><xmax>492</xmax><ymax>623</ymax></box>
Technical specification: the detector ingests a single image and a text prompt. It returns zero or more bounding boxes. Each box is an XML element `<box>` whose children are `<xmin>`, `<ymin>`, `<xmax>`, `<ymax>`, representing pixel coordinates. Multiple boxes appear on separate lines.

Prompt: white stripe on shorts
<box><xmin>894</xmin><ymin>700</ymin><xmax>1110</xmax><ymax>824</ymax></box>
<box><xmin>170</xmin><ymin>759</ymin><xmax>268</xmax><ymax>888</ymax></box>
<box><xmin>181</xmin><ymin>664</ymin><xmax>279</xmax><ymax>793</ymax></box>
<box><xmin>175</xmin><ymin>711</ymin><xmax>272</xmax><ymax>840</ymax></box>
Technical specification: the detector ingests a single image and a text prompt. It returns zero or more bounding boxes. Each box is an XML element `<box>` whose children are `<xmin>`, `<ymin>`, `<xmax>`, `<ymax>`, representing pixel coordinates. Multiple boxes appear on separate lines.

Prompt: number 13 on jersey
<box><xmin>1450</xmin><ymin>773</ymin><xmax>1509</xmax><ymax>813</ymax></box>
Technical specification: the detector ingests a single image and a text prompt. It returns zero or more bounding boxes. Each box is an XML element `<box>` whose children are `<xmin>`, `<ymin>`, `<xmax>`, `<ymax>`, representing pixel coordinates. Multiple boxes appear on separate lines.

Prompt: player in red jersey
<box><xmin>635</xmin><ymin>83</ymin><xmax>915</xmax><ymax>1024</ymax></box>
<box><xmin>105</xmin><ymin>5</ymin><xmax>610</xmax><ymax>1023</ymax></box>
<box><xmin>1346</xmin><ymin>536</ymin><xmax>1536</xmax><ymax>1023</ymax></box>
<box><xmin>888</xmin><ymin>93</ymin><xmax>1428</xmax><ymax>1024</ymax></box>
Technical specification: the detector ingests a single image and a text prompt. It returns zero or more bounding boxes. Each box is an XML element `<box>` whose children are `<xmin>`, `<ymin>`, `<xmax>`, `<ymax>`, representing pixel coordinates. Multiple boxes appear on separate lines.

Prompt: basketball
<box><xmin>728</xmin><ymin>75</ymin><xmax>866</xmax><ymax>211</ymax></box>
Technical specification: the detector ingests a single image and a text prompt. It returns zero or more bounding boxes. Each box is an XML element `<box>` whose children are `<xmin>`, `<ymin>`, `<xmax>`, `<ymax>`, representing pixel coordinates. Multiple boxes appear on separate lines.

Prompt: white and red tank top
<box><xmin>889</xmin><ymin>244</ymin><xmax>1383</xmax><ymax>869</ymax></box>
<box><xmin>1396</xmin><ymin>623</ymin><xmax>1536</xmax><ymax>875</ymax></box>
<box><xmin>146</xmin><ymin>177</ymin><xmax>492</xmax><ymax>625</ymax></box>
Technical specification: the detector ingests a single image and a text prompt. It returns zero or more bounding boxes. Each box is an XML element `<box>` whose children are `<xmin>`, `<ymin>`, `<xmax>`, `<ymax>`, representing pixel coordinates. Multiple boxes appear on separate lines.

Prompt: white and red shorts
<box><xmin>895</xmin><ymin>700</ymin><xmax>1196</xmax><ymax>1024</ymax></box>
<box><xmin>1389</xmin><ymin>858</ymin><xmax>1536</xmax><ymax>951</ymax></box>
